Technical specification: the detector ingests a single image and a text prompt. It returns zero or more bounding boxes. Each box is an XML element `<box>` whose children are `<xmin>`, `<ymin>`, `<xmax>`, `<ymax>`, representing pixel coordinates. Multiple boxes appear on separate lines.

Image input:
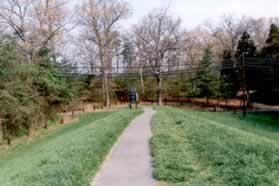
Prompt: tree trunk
<box><xmin>217</xmin><ymin>97</ymin><xmax>220</xmax><ymax>112</ymax></box>
<box><xmin>156</xmin><ymin>76</ymin><xmax>162</xmax><ymax>105</ymax></box>
<box><xmin>28</xmin><ymin>125</ymin><xmax>32</xmax><ymax>137</ymax></box>
<box><xmin>28</xmin><ymin>113</ymin><xmax>37</xmax><ymax>136</ymax></box>
<box><xmin>0</xmin><ymin>118</ymin><xmax>3</xmax><ymax>145</ymax></box>
<box><xmin>102</xmin><ymin>76</ymin><xmax>106</xmax><ymax>107</ymax></box>
<box><xmin>226</xmin><ymin>98</ymin><xmax>228</xmax><ymax>108</ymax></box>
<box><xmin>104</xmin><ymin>75</ymin><xmax>110</xmax><ymax>108</ymax></box>
<box><xmin>192</xmin><ymin>80</ymin><xmax>194</xmax><ymax>92</ymax></box>
<box><xmin>7</xmin><ymin>115</ymin><xmax>13</xmax><ymax>145</ymax></box>
<box><xmin>44</xmin><ymin>112</ymin><xmax>49</xmax><ymax>129</ymax></box>
<box><xmin>140</xmin><ymin>68</ymin><xmax>145</xmax><ymax>100</ymax></box>
<box><xmin>7</xmin><ymin>131</ymin><xmax>12</xmax><ymax>145</ymax></box>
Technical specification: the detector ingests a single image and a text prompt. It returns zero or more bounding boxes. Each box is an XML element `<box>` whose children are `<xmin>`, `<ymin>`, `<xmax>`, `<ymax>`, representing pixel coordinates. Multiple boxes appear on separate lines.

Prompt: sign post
<box><xmin>128</xmin><ymin>88</ymin><xmax>138</xmax><ymax>109</ymax></box>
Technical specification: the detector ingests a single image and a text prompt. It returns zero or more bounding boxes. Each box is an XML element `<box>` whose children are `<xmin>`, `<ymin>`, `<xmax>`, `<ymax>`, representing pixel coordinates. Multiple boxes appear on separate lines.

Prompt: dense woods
<box><xmin>1</xmin><ymin>0</ymin><xmax>279</xmax><ymax>144</ymax></box>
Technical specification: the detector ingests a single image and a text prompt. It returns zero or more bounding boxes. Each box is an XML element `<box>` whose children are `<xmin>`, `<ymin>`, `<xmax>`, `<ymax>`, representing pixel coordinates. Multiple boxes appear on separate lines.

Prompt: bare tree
<box><xmin>183</xmin><ymin>30</ymin><xmax>205</xmax><ymax>66</ymax></box>
<box><xmin>0</xmin><ymin>0</ymin><xmax>69</xmax><ymax>62</ymax></box>
<box><xmin>248</xmin><ymin>17</ymin><xmax>279</xmax><ymax>52</ymax></box>
<box><xmin>77</xmin><ymin>0</ymin><xmax>130</xmax><ymax>108</ymax></box>
<box><xmin>77</xmin><ymin>33</ymin><xmax>100</xmax><ymax>73</ymax></box>
<box><xmin>207</xmin><ymin>15</ymin><xmax>250</xmax><ymax>57</ymax></box>
<box><xmin>135</xmin><ymin>38</ymin><xmax>147</xmax><ymax>99</ymax></box>
<box><xmin>32</xmin><ymin>0</ymin><xmax>69</xmax><ymax>60</ymax></box>
<box><xmin>0</xmin><ymin>0</ymin><xmax>36</xmax><ymax>62</ymax></box>
<box><xmin>134</xmin><ymin>9</ymin><xmax>181</xmax><ymax>105</ymax></box>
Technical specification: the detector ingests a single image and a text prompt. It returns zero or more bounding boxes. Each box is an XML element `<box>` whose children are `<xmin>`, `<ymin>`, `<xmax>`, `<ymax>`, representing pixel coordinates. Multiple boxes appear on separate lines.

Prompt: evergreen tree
<box><xmin>262</xmin><ymin>24</ymin><xmax>279</xmax><ymax>59</ymax></box>
<box><xmin>0</xmin><ymin>37</ymin><xmax>80</xmax><ymax>144</ymax></box>
<box><xmin>195</xmin><ymin>48</ymin><xmax>219</xmax><ymax>105</ymax></box>
<box><xmin>235</xmin><ymin>31</ymin><xmax>256</xmax><ymax>58</ymax></box>
<box><xmin>32</xmin><ymin>47</ymin><xmax>72</xmax><ymax>129</ymax></box>
<box><xmin>0</xmin><ymin>38</ymin><xmax>37</xmax><ymax>144</ymax></box>
<box><xmin>121</xmin><ymin>37</ymin><xmax>135</xmax><ymax>67</ymax></box>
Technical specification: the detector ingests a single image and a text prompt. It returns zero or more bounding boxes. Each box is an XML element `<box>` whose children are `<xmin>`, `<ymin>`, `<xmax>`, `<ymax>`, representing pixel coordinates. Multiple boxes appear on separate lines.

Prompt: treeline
<box><xmin>73</xmin><ymin>1</ymin><xmax>279</xmax><ymax>107</ymax></box>
<box><xmin>221</xmin><ymin>24</ymin><xmax>279</xmax><ymax>104</ymax></box>
<box><xmin>0</xmin><ymin>0</ymin><xmax>95</xmax><ymax>145</ymax></box>
<box><xmin>0</xmin><ymin>37</ymin><xmax>91</xmax><ymax>145</ymax></box>
<box><xmin>1</xmin><ymin>0</ymin><xmax>279</xmax><ymax>144</ymax></box>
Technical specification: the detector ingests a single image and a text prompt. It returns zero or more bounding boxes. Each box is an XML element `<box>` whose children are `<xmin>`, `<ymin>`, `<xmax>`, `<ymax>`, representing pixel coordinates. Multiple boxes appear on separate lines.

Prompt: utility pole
<box><xmin>241</xmin><ymin>52</ymin><xmax>248</xmax><ymax>117</ymax></box>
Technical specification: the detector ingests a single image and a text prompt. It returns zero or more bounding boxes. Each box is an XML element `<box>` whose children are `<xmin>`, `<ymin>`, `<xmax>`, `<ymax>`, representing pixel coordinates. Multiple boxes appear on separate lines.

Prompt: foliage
<box><xmin>33</xmin><ymin>63</ymin><xmax>72</xmax><ymax>128</ymax></box>
<box><xmin>162</xmin><ymin>76</ymin><xmax>188</xmax><ymax>99</ymax></box>
<box><xmin>235</xmin><ymin>31</ymin><xmax>257</xmax><ymax>58</ymax></box>
<box><xmin>0</xmin><ymin>38</ymin><xmax>84</xmax><ymax>144</ymax></box>
<box><xmin>0</xmin><ymin>109</ymin><xmax>142</xmax><ymax>185</ymax></box>
<box><xmin>121</xmin><ymin>36</ymin><xmax>135</xmax><ymax>65</ymax></box>
<box><xmin>151</xmin><ymin>107</ymin><xmax>279</xmax><ymax>185</ymax></box>
<box><xmin>262</xmin><ymin>24</ymin><xmax>279</xmax><ymax>59</ymax></box>
<box><xmin>218</xmin><ymin>77</ymin><xmax>234</xmax><ymax>99</ymax></box>
<box><xmin>0</xmin><ymin>38</ymin><xmax>37</xmax><ymax>143</ymax></box>
<box><xmin>194</xmin><ymin>48</ymin><xmax>220</xmax><ymax>102</ymax></box>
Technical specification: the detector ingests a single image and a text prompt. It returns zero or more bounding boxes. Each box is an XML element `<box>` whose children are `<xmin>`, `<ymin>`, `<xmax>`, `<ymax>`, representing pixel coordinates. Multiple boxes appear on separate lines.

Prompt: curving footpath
<box><xmin>92</xmin><ymin>107</ymin><xmax>157</xmax><ymax>186</ymax></box>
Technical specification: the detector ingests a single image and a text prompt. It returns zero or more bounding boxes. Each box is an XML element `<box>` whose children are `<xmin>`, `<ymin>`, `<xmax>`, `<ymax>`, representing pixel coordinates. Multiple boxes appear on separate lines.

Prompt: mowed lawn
<box><xmin>0</xmin><ymin>109</ymin><xmax>142</xmax><ymax>186</ymax></box>
<box><xmin>151</xmin><ymin>107</ymin><xmax>279</xmax><ymax>186</ymax></box>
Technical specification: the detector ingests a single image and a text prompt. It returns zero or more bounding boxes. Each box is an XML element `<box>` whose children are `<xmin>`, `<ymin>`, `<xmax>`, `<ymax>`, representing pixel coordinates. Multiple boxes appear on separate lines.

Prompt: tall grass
<box><xmin>0</xmin><ymin>109</ymin><xmax>142</xmax><ymax>186</ymax></box>
<box><xmin>151</xmin><ymin>107</ymin><xmax>279</xmax><ymax>185</ymax></box>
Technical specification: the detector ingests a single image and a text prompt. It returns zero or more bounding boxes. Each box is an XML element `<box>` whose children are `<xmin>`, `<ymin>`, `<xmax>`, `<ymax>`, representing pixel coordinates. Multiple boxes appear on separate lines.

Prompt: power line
<box><xmin>1</xmin><ymin>58</ymin><xmax>277</xmax><ymax>80</ymax></box>
<box><xmin>57</xmin><ymin>58</ymin><xmax>279</xmax><ymax>74</ymax></box>
<box><xmin>56</xmin><ymin>65</ymin><xmax>237</xmax><ymax>79</ymax></box>
<box><xmin>58</xmin><ymin>59</ymin><xmax>237</xmax><ymax>70</ymax></box>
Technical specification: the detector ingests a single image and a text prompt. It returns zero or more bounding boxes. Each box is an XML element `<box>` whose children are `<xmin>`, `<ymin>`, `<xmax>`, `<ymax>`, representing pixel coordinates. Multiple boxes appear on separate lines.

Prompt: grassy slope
<box><xmin>0</xmin><ymin>112</ymin><xmax>111</xmax><ymax>154</ymax></box>
<box><xmin>151</xmin><ymin>107</ymin><xmax>279</xmax><ymax>186</ymax></box>
<box><xmin>0</xmin><ymin>109</ymin><xmax>142</xmax><ymax>186</ymax></box>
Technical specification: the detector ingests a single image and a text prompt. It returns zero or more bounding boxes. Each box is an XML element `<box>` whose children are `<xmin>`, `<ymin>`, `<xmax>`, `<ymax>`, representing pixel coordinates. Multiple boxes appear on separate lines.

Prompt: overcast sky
<box><xmin>70</xmin><ymin>0</ymin><xmax>279</xmax><ymax>30</ymax></box>
<box><xmin>120</xmin><ymin>0</ymin><xmax>279</xmax><ymax>29</ymax></box>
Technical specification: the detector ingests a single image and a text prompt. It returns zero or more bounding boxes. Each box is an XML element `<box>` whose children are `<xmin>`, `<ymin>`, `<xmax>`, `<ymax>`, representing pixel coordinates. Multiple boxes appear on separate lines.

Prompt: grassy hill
<box><xmin>151</xmin><ymin>107</ymin><xmax>279</xmax><ymax>185</ymax></box>
<box><xmin>0</xmin><ymin>109</ymin><xmax>142</xmax><ymax>186</ymax></box>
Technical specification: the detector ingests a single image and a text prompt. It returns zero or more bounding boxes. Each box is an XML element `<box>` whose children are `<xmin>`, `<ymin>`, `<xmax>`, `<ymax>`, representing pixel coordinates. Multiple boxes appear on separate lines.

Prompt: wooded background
<box><xmin>1</xmin><ymin>0</ymin><xmax>279</xmax><ymax>144</ymax></box>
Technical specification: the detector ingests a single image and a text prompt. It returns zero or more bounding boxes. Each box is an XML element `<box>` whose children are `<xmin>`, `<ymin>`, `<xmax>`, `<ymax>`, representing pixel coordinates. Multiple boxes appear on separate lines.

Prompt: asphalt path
<box><xmin>92</xmin><ymin>108</ymin><xmax>157</xmax><ymax>186</ymax></box>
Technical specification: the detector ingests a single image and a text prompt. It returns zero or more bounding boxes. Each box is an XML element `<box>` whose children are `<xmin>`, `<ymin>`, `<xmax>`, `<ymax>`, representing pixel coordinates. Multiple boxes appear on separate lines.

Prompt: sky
<box><xmin>121</xmin><ymin>0</ymin><xmax>279</xmax><ymax>29</ymax></box>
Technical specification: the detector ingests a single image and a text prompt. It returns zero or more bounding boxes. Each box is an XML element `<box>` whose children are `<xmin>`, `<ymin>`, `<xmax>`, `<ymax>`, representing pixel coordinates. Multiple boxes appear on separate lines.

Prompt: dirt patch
<box><xmin>61</xmin><ymin>103</ymin><xmax>129</xmax><ymax>124</ymax></box>
<box><xmin>63</xmin><ymin>114</ymin><xmax>76</xmax><ymax>124</ymax></box>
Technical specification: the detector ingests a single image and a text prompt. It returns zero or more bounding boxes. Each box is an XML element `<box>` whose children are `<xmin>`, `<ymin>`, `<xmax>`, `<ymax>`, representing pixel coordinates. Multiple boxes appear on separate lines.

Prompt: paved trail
<box><xmin>92</xmin><ymin>108</ymin><xmax>157</xmax><ymax>186</ymax></box>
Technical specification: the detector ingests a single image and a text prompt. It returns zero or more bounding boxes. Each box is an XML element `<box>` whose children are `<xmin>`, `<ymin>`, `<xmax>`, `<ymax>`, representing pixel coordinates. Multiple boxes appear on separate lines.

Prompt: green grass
<box><xmin>151</xmin><ymin>107</ymin><xmax>279</xmax><ymax>186</ymax></box>
<box><xmin>0</xmin><ymin>109</ymin><xmax>142</xmax><ymax>186</ymax></box>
